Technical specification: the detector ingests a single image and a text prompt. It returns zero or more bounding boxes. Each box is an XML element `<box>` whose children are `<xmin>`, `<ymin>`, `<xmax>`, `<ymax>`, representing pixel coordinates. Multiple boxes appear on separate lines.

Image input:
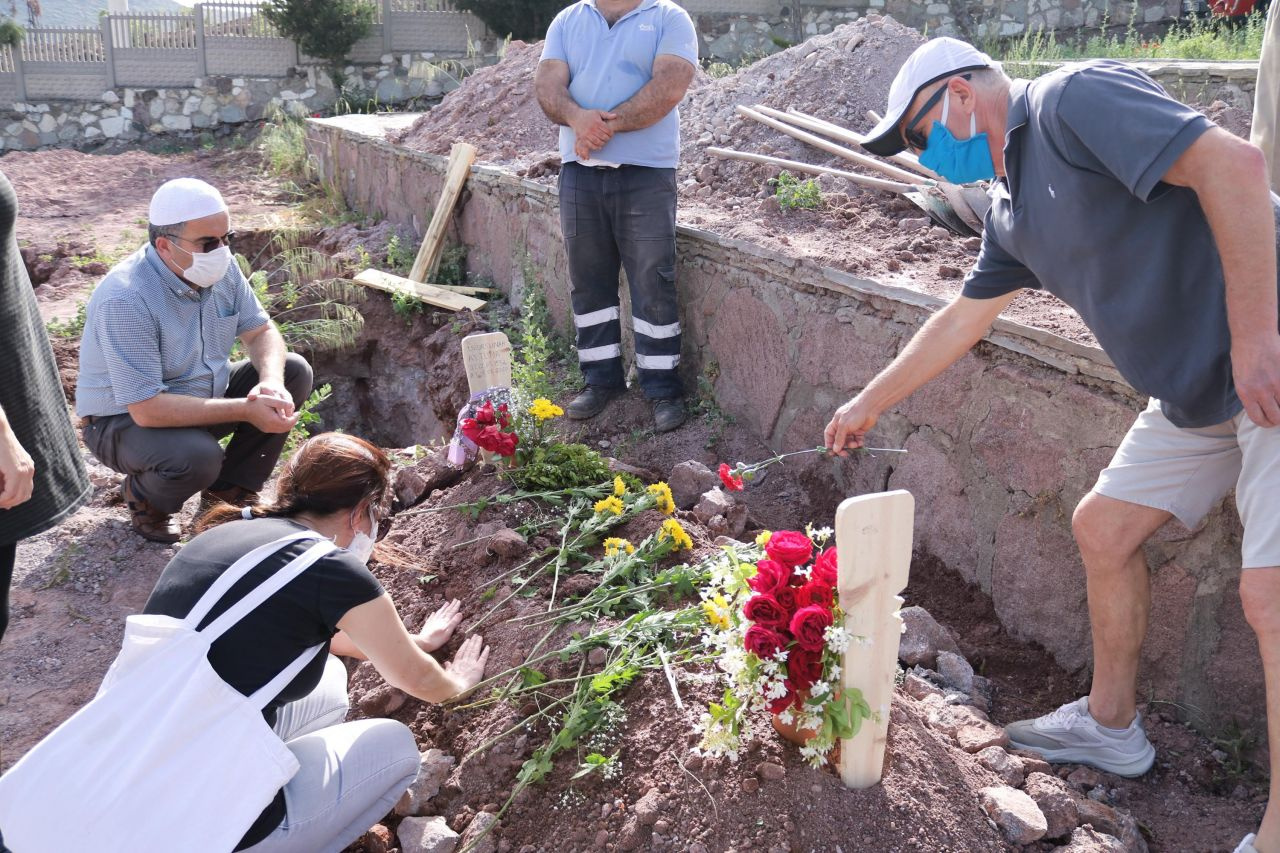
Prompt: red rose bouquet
<box><xmin>449</xmin><ymin>389</ymin><xmax>521</xmax><ymax>464</ymax></box>
<box><xmin>696</xmin><ymin>527</ymin><xmax>872</xmax><ymax>767</ymax></box>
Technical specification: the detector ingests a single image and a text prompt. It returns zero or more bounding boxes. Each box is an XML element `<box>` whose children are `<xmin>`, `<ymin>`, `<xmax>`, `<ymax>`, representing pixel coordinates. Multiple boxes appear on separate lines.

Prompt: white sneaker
<box><xmin>1005</xmin><ymin>696</ymin><xmax>1155</xmax><ymax>777</ymax></box>
<box><xmin>1234</xmin><ymin>833</ymin><xmax>1259</xmax><ymax>853</ymax></box>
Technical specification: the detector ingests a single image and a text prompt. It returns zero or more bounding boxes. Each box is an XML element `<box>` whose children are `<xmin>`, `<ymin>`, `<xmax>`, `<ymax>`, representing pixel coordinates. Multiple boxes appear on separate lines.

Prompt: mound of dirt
<box><xmin>393</xmin><ymin>41</ymin><xmax>561</xmax><ymax>166</ymax></box>
<box><xmin>347</xmin><ymin>464</ymin><xmax>1015</xmax><ymax>851</ymax></box>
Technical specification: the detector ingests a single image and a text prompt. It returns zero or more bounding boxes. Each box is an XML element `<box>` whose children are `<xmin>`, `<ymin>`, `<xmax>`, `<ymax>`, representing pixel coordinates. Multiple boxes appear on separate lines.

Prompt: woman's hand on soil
<box><xmin>415</xmin><ymin>599</ymin><xmax>464</xmax><ymax>653</ymax></box>
<box><xmin>444</xmin><ymin>635</ymin><xmax>490</xmax><ymax>698</ymax></box>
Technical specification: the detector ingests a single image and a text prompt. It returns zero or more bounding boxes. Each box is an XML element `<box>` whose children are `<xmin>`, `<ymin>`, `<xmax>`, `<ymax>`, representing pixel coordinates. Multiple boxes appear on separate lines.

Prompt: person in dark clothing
<box><xmin>144</xmin><ymin>432</ymin><xmax>489</xmax><ymax>852</ymax></box>
<box><xmin>0</xmin><ymin>169</ymin><xmax>92</xmax><ymax>645</ymax></box>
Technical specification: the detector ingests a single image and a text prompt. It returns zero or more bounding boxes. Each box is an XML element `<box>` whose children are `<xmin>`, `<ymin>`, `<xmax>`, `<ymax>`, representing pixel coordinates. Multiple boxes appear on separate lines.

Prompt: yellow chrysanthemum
<box><xmin>658</xmin><ymin>518</ymin><xmax>693</xmax><ymax>551</ymax></box>
<box><xmin>613</xmin><ymin>476</ymin><xmax>626</xmax><ymax>496</ymax></box>
<box><xmin>593</xmin><ymin>495</ymin><xmax>624</xmax><ymax>516</ymax></box>
<box><xmin>647</xmin><ymin>482</ymin><xmax>675</xmax><ymax>515</ymax></box>
<box><xmin>603</xmin><ymin>537</ymin><xmax>635</xmax><ymax>557</ymax></box>
<box><xmin>530</xmin><ymin>398</ymin><xmax>565</xmax><ymax>421</ymax></box>
<box><xmin>701</xmin><ymin>594</ymin><xmax>732</xmax><ymax>629</ymax></box>
<box><xmin>755</xmin><ymin>530</ymin><xmax>773</xmax><ymax>548</ymax></box>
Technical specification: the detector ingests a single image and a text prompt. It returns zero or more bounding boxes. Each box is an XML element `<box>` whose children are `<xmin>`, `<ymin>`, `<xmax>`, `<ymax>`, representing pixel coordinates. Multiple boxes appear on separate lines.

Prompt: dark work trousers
<box><xmin>0</xmin><ymin>541</ymin><xmax>14</xmax><ymax>645</ymax></box>
<box><xmin>82</xmin><ymin>353</ymin><xmax>313</xmax><ymax>514</ymax></box>
<box><xmin>558</xmin><ymin>161</ymin><xmax>683</xmax><ymax>399</ymax></box>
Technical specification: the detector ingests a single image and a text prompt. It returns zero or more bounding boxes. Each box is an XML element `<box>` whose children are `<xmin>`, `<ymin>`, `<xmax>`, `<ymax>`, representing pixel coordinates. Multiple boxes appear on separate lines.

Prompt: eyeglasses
<box><xmin>168</xmin><ymin>231</ymin><xmax>237</xmax><ymax>254</ymax></box>
<box><xmin>901</xmin><ymin>73</ymin><xmax>971</xmax><ymax>153</ymax></box>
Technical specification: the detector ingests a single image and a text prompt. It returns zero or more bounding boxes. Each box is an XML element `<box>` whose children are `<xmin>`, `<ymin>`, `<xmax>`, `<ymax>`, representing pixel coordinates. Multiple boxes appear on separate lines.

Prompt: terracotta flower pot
<box><xmin>770</xmin><ymin>690</ymin><xmax>841</xmax><ymax>764</ymax></box>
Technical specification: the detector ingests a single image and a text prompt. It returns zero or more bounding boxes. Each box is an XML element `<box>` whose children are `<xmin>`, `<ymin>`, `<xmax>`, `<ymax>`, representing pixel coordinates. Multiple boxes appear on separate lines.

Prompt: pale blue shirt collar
<box><xmin>585</xmin><ymin>0</ymin><xmax>659</xmax><ymax>23</ymax></box>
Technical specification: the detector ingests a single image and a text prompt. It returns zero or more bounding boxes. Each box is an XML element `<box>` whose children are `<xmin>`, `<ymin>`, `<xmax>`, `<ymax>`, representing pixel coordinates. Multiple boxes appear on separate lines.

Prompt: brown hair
<box><xmin>197</xmin><ymin>432</ymin><xmax>392</xmax><ymax>533</ymax></box>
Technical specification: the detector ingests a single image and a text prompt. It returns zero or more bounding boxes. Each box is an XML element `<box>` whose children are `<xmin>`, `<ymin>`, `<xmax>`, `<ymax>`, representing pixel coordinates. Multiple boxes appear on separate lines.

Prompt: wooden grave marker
<box><xmin>834</xmin><ymin>489</ymin><xmax>914</xmax><ymax>789</ymax></box>
<box><xmin>460</xmin><ymin>332</ymin><xmax>513</xmax><ymax>464</ymax></box>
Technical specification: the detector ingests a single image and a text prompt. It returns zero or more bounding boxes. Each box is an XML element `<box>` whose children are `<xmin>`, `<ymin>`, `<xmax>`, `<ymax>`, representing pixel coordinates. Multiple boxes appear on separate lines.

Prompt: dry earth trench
<box><xmin>0</xmin><ymin>19</ymin><xmax>1268</xmax><ymax>853</ymax></box>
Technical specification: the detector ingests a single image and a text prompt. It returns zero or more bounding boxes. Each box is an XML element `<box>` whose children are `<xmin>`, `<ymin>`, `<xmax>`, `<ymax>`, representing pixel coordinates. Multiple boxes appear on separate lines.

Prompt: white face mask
<box><xmin>346</xmin><ymin>506</ymin><xmax>378</xmax><ymax>564</ymax></box>
<box><xmin>179</xmin><ymin>244</ymin><xmax>232</xmax><ymax>289</ymax></box>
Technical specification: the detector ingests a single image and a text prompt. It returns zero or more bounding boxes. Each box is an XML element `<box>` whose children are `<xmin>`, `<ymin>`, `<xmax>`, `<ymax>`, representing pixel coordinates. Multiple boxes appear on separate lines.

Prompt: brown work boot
<box><xmin>200</xmin><ymin>484</ymin><xmax>259</xmax><ymax>514</ymax></box>
<box><xmin>121</xmin><ymin>477</ymin><xmax>182</xmax><ymax>544</ymax></box>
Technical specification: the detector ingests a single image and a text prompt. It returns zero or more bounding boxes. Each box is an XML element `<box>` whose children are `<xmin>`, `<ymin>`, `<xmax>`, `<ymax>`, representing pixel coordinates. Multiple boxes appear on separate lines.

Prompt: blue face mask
<box><xmin>917</xmin><ymin>90</ymin><xmax>996</xmax><ymax>185</ymax></box>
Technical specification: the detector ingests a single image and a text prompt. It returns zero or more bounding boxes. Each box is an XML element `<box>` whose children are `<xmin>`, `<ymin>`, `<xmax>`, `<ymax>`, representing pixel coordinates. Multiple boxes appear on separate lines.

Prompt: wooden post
<box><xmin>460</xmin><ymin>332</ymin><xmax>513</xmax><ymax>465</ymax></box>
<box><xmin>408</xmin><ymin>141</ymin><xmax>476</xmax><ymax>284</ymax></box>
<box><xmin>834</xmin><ymin>489</ymin><xmax>914</xmax><ymax>789</ymax></box>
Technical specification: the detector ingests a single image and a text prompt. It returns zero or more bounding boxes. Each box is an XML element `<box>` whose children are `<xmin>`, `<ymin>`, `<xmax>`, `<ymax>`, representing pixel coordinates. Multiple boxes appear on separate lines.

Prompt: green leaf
<box><xmin>518</xmin><ymin>667</ymin><xmax>548</xmax><ymax>689</ymax></box>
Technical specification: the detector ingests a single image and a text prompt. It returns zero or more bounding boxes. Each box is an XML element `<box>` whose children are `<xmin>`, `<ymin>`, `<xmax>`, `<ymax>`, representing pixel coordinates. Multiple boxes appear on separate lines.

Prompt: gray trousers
<box><xmin>83</xmin><ymin>354</ymin><xmax>313</xmax><ymax>514</ymax></box>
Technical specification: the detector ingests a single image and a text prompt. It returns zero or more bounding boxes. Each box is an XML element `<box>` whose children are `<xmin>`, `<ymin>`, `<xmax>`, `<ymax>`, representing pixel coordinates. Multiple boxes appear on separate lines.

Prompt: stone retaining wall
<box><xmin>305</xmin><ymin>114</ymin><xmax>1264</xmax><ymax>740</ymax></box>
<box><xmin>0</xmin><ymin>53</ymin><xmax>464</xmax><ymax>152</ymax></box>
<box><xmin>692</xmin><ymin>0</ymin><xmax>1182</xmax><ymax>61</ymax></box>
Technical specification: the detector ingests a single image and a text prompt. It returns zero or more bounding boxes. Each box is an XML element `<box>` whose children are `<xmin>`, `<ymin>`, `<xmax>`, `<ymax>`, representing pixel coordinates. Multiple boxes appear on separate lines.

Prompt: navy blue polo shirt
<box><xmin>963</xmin><ymin>60</ymin><xmax>1280</xmax><ymax>428</ymax></box>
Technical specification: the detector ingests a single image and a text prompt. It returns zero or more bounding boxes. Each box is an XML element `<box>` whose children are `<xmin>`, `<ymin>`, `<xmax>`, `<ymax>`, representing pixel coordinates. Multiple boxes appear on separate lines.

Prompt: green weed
<box><xmin>282</xmin><ymin>383</ymin><xmax>333</xmax><ymax>459</ymax></box>
<box><xmin>385</xmin><ymin>234</ymin><xmax>415</xmax><ymax>275</ymax></box>
<box><xmin>46</xmin><ymin>302</ymin><xmax>88</xmax><ymax>339</ymax></box>
<box><xmin>770</xmin><ymin>171</ymin><xmax>823</xmax><ymax>211</ymax></box>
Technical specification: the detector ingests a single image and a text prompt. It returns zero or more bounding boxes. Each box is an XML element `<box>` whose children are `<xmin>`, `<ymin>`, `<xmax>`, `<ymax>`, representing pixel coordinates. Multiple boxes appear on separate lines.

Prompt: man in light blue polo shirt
<box><xmin>535</xmin><ymin>0</ymin><xmax>697</xmax><ymax>432</ymax></box>
<box><xmin>76</xmin><ymin>179</ymin><xmax>312</xmax><ymax>543</ymax></box>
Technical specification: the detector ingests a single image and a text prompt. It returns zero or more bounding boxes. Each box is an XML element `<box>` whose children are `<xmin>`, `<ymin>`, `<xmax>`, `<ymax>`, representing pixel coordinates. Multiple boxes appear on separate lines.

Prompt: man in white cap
<box><xmin>76</xmin><ymin>178</ymin><xmax>313</xmax><ymax>543</ymax></box>
<box><xmin>826</xmin><ymin>37</ymin><xmax>1278</xmax><ymax>852</ymax></box>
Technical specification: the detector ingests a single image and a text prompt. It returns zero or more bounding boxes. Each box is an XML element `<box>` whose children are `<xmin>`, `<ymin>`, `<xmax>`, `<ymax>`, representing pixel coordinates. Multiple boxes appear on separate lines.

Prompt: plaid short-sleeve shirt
<box><xmin>75</xmin><ymin>245</ymin><xmax>271</xmax><ymax>418</ymax></box>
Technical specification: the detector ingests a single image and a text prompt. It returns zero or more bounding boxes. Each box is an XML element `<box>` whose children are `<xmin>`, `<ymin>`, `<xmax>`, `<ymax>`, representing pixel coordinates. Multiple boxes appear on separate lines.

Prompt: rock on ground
<box><xmin>1024</xmin><ymin>771</ymin><xmax>1080</xmax><ymax>840</ymax></box>
<box><xmin>393</xmin><ymin>448</ymin><xmax>468</xmax><ymax>508</ymax></box>
<box><xmin>976</xmin><ymin>746</ymin><xmax>1025</xmax><ymax>787</ymax></box>
<box><xmin>979</xmin><ymin>786</ymin><xmax>1049</xmax><ymax>845</ymax></box>
<box><xmin>936</xmin><ymin>650</ymin><xmax>975</xmax><ymax>695</ymax></box>
<box><xmin>668</xmin><ymin>460</ymin><xmax>721</xmax><ymax>509</ymax></box>
<box><xmin>458</xmin><ymin>812</ymin><xmax>500</xmax><ymax>853</ymax></box>
<box><xmin>1053</xmin><ymin>825</ymin><xmax>1128</xmax><ymax>852</ymax></box>
<box><xmin>396</xmin><ymin>748</ymin><xmax>458</xmax><ymax>817</ymax></box>
<box><xmin>399</xmin><ymin>815</ymin><xmax>460</xmax><ymax>853</ymax></box>
<box><xmin>898</xmin><ymin>605</ymin><xmax>961</xmax><ymax>667</ymax></box>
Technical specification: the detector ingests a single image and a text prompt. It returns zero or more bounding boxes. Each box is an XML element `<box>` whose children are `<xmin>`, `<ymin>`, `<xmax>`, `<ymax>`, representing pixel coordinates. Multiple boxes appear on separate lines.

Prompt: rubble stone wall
<box><xmin>306</xmin><ymin>115</ymin><xmax>1265</xmax><ymax>739</ymax></box>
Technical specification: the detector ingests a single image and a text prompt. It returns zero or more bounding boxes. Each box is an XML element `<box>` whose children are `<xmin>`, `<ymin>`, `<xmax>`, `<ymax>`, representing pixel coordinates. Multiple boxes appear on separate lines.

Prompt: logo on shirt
<box><xmin>638</xmin><ymin>22</ymin><xmax>654</xmax><ymax>30</ymax></box>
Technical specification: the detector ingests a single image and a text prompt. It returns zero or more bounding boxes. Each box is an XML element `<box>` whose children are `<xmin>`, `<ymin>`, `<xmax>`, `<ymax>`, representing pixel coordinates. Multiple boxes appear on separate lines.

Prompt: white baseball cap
<box><xmin>862</xmin><ymin>37</ymin><xmax>997</xmax><ymax>157</ymax></box>
<box><xmin>148</xmin><ymin>178</ymin><xmax>228</xmax><ymax>227</ymax></box>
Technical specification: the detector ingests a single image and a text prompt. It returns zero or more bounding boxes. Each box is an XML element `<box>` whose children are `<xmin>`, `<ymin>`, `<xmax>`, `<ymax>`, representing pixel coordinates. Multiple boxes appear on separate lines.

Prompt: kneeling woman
<box><xmin>143</xmin><ymin>432</ymin><xmax>488</xmax><ymax>853</ymax></box>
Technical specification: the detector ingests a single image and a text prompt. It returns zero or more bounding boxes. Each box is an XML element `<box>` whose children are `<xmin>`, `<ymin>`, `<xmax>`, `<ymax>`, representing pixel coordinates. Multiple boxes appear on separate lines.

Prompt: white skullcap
<box><xmin>148</xmin><ymin>178</ymin><xmax>228</xmax><ymax>227</ymax></box>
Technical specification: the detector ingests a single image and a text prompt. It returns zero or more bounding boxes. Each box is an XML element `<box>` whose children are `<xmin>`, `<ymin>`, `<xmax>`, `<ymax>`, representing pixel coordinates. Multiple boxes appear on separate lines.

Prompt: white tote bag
<box><xmin>0</xmin><ymin>531</ymin><xmax>338</xmax><ymax>853</ymax></box>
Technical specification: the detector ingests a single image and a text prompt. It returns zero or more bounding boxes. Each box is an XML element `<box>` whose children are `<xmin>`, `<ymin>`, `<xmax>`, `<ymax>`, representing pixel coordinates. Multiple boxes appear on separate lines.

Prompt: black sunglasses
<box><xmin>901</xmin><ymin>73</ymin><xmax>972</xmax><ymax>152</ymax></box>
<box><xmin>169</xmin><ymin>231</ymin><xmax>237</xmax><ymax>254</ymax></box>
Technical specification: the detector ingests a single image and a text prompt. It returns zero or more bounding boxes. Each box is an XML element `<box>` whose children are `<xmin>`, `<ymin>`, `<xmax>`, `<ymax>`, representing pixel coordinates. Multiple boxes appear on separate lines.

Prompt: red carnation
<box><xmin>789</xmin><ymin>604</ymin><xmax>833</xmax><ymax>652</ymax></box>
<box><xmin>718</xmin><ymin>462</ymin><xmax>745</xmax><ymax>492</ymax></box>
<box><xmin>742</xmin><ymin>594</ymin><xmax>788</xmax><ymax>630</ymax></box>
<box><xmin>748</xmin><ymin>559</ymin><xmax>789</xmax><ymax>596</ymax></box>
<box><xmin>795</xmin><ymin>580</ymin><xmax>834</xmax><ymax>610</ymax></box>
<box><xmin>812</xmin><ymin>547</ymin><xmax>839</xmax><ymax>587</ymax></box>
<box><xmin>494</xmin><ymin>431</ymin><xmax>519</xmax><ymax>458</ymax></box>
<box><xmin>475</xmin><ymin>400</ymin><xmax>496</xmax><ymax>425</ymax></box>
<box><xmin>743</xmin><ymin>625</ymin><xmax>788</xmax><ymax>660</ymax></box>
<box><xmin>787</xmin><ymin>646</ymin><xmax>824</xmax><ymax>690</ymax></box>
<box><xmin>765</xmin><ymin>530</ymin><xmax>814</xmax><ymax>567</ymax></box>
<box><xmin>497</xmin><ymin>403</ymin><xmax>511</xmax><ymax>428</ymax></box>
<box><xmin>461</xmin><ymin>417</ymin><xmax>483</xmax><ymax>442</ymax></box>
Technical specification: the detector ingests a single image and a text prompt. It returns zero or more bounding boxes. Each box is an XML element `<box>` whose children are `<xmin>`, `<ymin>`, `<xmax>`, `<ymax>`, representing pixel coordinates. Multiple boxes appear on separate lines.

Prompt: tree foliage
<box><xmin>0</xmin><ymin>17</ymin><xmax>25</xmax><ymax>48</ymax></box>
<box><xmin>260</xmin><ymin>0</ymin><xmax>376</xmax><ymax>87</ymax></box>
<box><xmin>452</xmin><ymin>0</ymin><xmax>565</xmax><ymax>40</ymax></box>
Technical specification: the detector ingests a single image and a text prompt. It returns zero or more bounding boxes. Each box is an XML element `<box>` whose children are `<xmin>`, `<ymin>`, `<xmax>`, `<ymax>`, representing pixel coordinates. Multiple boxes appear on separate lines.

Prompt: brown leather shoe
<box><xmin>121</xmin><ymin>478</ymin><xmax>182</xmax><ymax>544</ymax></box>
<box><xmin>200</xmin><ymin>484</ymin><xmax>259</xmax><ymax>513</ymax></box>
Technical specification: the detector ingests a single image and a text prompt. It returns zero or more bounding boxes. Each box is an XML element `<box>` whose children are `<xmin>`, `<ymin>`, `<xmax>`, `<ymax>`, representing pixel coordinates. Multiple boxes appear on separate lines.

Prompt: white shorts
<box><xmin>1093</xmin><ymin>398</ymin><xmax>1280</xmax><ymax>568</ymax></box>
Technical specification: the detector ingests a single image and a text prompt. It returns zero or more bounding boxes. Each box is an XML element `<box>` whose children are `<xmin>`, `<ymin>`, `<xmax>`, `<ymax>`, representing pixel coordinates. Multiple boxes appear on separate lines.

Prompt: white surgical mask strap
<box><xmin>940</xmin><ymin>87</ymin><xmax>950</xmax><ymax>126</ymax></box>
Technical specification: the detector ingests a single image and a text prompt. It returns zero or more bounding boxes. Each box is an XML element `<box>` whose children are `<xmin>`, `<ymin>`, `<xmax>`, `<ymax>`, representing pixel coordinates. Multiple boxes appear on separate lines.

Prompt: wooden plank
<box><xmin>353</xmin><ymin>268</ymin><xmax>485</xmax><ymax>312</ymax></box>
<box><xmin>409</xmin><ymin>141</ymin><xmax>477</xmax><ymax>284</ymax></box>
<box><xmin>432</xmin><ymin>283</ymin><xmax>498</xmax><ymax>296</ymax></box>
<box><xmin>834</xmin><ymin>489</ymin><xmax>914</xmax><ymax>789</ymax></box>
<box><xmin>461</xmin><ymin>331</ymin><xmax>513</xmax><ymax>395</ymax></box>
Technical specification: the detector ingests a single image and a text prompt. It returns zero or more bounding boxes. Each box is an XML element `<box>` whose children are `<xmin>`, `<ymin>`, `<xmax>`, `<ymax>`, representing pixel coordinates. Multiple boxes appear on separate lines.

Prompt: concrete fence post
<box><xmin>11</xmin><ymin>42</ymin><xmax>26</xmax><ymax>103</ymax></box>
<box><xmin>194</xmin><ymin>4</ymin><xmax>208</xmax><ymax>78</ymax></box>
<box><xmin>101</xmin><ymin>16</ymin><xmax>117</xmax><ymax>90</ymax></box>
<box><xmin>382</xmin><ymin>0</ymin><xmax>394</xmax><ymax>52</ymax></box>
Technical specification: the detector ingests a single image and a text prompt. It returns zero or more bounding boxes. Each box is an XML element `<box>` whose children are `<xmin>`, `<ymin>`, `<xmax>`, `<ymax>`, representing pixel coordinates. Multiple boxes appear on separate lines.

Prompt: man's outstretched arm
<box><xmin>824</xmin><ymin>291</ymin><xmax>1018</xmax><ymax>453</ymax></box>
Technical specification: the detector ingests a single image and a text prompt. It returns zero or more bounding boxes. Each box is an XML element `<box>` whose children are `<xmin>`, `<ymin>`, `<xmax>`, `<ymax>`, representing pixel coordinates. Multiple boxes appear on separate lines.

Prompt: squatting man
<box><xmin>824</xmin><ymin>37</ymin><xmax>1280</xmax><ymax>853</ymax></box>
